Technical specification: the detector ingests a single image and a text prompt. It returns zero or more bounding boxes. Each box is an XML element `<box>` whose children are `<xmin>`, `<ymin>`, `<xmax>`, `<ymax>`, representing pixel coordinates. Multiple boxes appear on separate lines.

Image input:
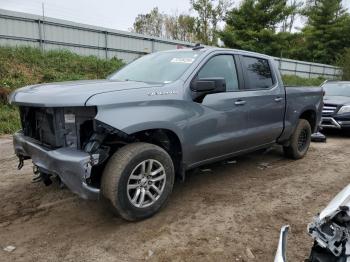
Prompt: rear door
<box><xmin>237</xmin><ymin>55</ymin><xmax>285</xmax><ymax>148</ymax></box>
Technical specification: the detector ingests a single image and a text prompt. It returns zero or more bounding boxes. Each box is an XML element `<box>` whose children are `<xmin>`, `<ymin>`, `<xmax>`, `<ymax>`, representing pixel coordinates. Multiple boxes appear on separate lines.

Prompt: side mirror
<box><xmin>191</xmin><ymin>77</ymin><xmax>226</xmax><ymax>94</ymax></box>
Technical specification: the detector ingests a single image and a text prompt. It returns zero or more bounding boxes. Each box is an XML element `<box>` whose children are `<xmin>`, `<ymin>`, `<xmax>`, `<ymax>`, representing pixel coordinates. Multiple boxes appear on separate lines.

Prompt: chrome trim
<box><xmin>338</xmin><ymin>120</ymin><xmax>350</xmax><ymax>125</ymax></box>
<box><xmin>323</xmin><ymin>106</ymin><xmax>337</xmax><ymax>110</ymax></box>
<box><xmin>320</xmin><ymin>117</ymin><xmax>341</xmax><ymax>129</ymax></box>
<box><xmin>322</xmin><ymin>104</ymin><xmax>338</xmax><ymax>116</ymax></box>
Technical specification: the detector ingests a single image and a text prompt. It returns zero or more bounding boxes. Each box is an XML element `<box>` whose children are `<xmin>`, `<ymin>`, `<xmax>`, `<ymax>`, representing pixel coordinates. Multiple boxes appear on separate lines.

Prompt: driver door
<box><xmin>186</xmin><ymin>54</ymin><xmax>251</xmax><ymax>164</ymax></box>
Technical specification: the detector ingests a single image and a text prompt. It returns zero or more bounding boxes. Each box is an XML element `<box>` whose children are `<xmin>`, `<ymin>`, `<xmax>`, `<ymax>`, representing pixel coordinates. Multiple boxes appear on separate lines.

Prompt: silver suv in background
<box><xmin>321</xmin><ymin>81</ymin><xmax>350</xmax><ymax>130</ymax></box>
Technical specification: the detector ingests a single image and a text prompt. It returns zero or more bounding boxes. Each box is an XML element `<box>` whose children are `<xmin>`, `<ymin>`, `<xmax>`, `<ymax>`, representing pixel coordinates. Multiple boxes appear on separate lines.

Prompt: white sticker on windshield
<box><xmin>170</xmin><ymin>58</ymin><xmax>195</xmax><ymax>64</ymax></box>
<box><xmin>64</xmin><ymin>114</ymin><xmax>75</xmax><ymax>123</ymax></box>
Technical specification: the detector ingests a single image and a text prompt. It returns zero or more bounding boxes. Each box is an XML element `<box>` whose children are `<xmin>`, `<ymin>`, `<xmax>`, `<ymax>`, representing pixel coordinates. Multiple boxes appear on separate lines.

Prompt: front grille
<box><xmin>19</xmin><ymin>106</ymin><xmax>96</xmax><ymax>149</ymax></box>
<box><xmin>322</xmin><ymin>104</ymin><xmax>338</xmax><ymax>116</ymax></box>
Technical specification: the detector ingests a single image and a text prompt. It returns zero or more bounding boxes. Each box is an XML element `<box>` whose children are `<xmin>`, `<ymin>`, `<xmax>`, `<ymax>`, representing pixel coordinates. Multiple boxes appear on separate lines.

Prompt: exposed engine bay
<box><xmin>19</xmin><ymin>106</ymin><xmax>97</xmax><ymax>149</ymax></box>
<box><xmin>17</xmin><ymin>106</ymin><xmax>120</xmax><ymax>190</ymax></box>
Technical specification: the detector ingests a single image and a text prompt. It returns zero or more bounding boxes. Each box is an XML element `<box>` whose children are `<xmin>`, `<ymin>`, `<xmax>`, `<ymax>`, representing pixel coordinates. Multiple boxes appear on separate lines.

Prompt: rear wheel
<box><xmin>283</xmin><ymin>119</ymin><xmax>312</xmax><ymax>159</ymax></box>
<box><xmin>101</xmin><ymin>142</ymin><xmax>175</xmax><ymax>221</ymax></box>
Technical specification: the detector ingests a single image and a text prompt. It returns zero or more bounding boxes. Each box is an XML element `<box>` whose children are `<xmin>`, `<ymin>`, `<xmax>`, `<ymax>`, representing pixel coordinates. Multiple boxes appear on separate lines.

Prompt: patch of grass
<box><xmin>0</xmin><ymin>104</ymin><xmax>20</xmax><ymax>135</ymax></box>
<box><xmin>0</xmin><ymin>46</ymin><xmax>125</xmax><ymax>135</ymax></box>
<box><xmin>282</xmin><ymin>75</ymin><xmax>326</xmax><ymax>86</ymax></box>
<box><xmin>0</xmin><ymin>46</ymin><xmax>124</xmax><ymax>90</ymax></box>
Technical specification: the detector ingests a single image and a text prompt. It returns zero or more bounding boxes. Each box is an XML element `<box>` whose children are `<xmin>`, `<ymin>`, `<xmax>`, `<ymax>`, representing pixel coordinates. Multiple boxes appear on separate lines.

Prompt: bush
<box><xmin>0</xmin><ymin>46</ymin><xmax>125</xmax><ymax>90</ymax></box>
<box><xmin>0</xmin><ymin>46</ymin><xmax>125</xmax><ymax>135</ymax></box>
<box><xmin>282</xmin><ymin>75</ymin><xmax>326</xmax><ymax>86</ymax></box>
<box><xmin>0</xmin><ymin>87</ymin><xmax>10</xmax><ymax>104</ymax></box>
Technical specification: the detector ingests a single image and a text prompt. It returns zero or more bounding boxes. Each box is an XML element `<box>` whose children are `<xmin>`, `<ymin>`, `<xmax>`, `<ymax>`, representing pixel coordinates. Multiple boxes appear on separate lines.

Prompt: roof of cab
<box><xmin>159</xmin><ymin>46</ymin><xmax>273</xmax><ymax>60</ymax></box>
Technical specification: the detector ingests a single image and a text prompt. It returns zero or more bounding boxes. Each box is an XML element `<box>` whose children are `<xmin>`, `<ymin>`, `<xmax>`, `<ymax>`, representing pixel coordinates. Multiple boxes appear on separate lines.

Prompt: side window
<box><xmin>241</xmin><ymin>56</ymin><xmax>274</xmax><ymax>90</ymax></box>
<box><xmin>197</xmin><ymin>55</ymin><xmax>239</xmax><ymax>92</ymax></box>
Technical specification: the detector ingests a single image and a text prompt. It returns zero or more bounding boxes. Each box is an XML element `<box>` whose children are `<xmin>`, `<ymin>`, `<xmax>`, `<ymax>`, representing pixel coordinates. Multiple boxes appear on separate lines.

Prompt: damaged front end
<box><xmin>14</xmin><ymin>131</ymin><xmax>100</xmax><ymax>199</ymax></box>
<box><xmin>13</xmin><ymin>105</ymin><xmax>130</xmax><ymax>200</ymax></box>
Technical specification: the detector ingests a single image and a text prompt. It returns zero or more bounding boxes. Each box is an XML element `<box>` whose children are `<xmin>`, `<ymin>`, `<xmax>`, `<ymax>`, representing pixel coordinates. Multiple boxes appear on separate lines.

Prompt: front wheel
<box><xmin>101</xmin><ymin>142</ymin><xmax>175</xmax><ymax>221</ymax></box>
<box><xmin>283</xmin><ymin>119</ymin><xmax>312</xmax><ymax>159</ymax></box>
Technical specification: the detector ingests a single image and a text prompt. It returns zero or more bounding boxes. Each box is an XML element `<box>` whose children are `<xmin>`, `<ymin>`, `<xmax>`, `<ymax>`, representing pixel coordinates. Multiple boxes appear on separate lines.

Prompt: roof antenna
<box><xmin>192</xmin><ymin>43</ymin><xmax>204</xmax><ymax>50</ymax></box>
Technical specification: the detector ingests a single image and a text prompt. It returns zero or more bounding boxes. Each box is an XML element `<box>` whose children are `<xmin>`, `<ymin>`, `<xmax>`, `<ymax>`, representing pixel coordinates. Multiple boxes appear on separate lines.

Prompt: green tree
<box><xmin>133</xmin><ymin>8</ymin><xmax>197</xmax><ymax>42</ymax></box>
<box><xmin>132</xmin><ymin>7</ymin><xmax>164</xmax><ymax>37</ymax></box>
<box><xmin>191</xmin><ymin>0</ymin><xmax>232</xmax><ymax>45</ymax></box>
<box><xmin>178</xmin><ymin>15</ymin><xmax>196</xmax><ymax>42</ymax></box>
<box><xmin>281</xmin><ymin>0</ymin><xmax>304</xmax><ymax>32</ymax></box>
<box><xmin>221</xmin><ymin>0</ymin><xmax>295</xmax><ymax>56</ymax></box>
<box><xmin>302</xmin><ymin>0</ymin><xmax>350</xmax><ymax>64</ymax></box>
<box><xmin>164</xmin><ymin>13</ymin><xmax>196</xmax><ymax>42</ymax></box>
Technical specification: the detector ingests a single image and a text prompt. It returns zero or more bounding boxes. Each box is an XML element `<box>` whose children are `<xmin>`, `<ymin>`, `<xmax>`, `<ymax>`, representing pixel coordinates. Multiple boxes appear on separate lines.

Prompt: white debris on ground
<box><xmin>225</xmin><ymin>160</ymin><xmax>237</xmax><ymax>164</ymax></box>
<box><xmin>147</xmin><ymin>250</ymin><xmax>154</xmax><ymax>257</ymax></box>
<box><xmin>246</xmin><ymin>247</ymin><xmax>255</xmax><ymax>259</ymax></box>
<box><xmin>3</xmin><ymin>245</ymin><xmax>16</xmax><ymax>252</ymax></box>
<box><xmin>200</xmin><ymin>168</ymin><xmax>212</xmax><ymax>172</ymax></box>
<box><xmin>257</xmin><ymin>162</ymin><xmax>271</xmax><ymax>170</ymax></box>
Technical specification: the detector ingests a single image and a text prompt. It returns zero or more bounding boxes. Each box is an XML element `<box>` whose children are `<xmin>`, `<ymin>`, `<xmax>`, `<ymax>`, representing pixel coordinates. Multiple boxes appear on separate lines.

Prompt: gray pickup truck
<box><xmin>10</xmin><ymin>47</ymin><xmax>323</xmax><ymax>221</ymax></box>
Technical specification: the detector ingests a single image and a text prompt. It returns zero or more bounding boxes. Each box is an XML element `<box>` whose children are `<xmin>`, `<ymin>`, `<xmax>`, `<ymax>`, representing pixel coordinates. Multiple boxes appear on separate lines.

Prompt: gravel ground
<box><xmin>0</xmin><ymin>132</ymin><xmax>349</xmax><ymax>262</ymax></box>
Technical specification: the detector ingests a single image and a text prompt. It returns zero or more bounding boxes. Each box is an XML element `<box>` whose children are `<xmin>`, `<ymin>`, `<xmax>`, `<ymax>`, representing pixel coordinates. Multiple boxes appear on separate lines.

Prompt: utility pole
<box><xmin>42</xmin><ymin>2</ymin><xmax>46</xmax><ymax>50</ymax></box>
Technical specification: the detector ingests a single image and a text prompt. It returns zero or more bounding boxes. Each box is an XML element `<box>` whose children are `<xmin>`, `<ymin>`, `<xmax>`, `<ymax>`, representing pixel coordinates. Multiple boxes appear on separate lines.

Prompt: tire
<box><xmin>283</xmin><ymin>119</ymin><xmax>312</xmax><ymax>159</ymax></box>
<box><xmin>101</xmin><ymin>142</ymin><xmax>175</xmax><ymax>221</ymax></box>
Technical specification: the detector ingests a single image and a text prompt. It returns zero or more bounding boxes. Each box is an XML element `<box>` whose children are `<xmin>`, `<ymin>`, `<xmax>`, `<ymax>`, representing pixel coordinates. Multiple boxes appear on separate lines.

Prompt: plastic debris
<box><xmin>311</xmin><ymin>132</ymin><xmax>327</xmax><ymax>142</ymax></box>
<box><xmin>201</xmin><ymin>168</ymin><xmax>212</xmax><ymax>172</ymax></box>
<box><xmin>258</xmin><ymin>162</ymin><xmax>271</xmax><ymax>169</ymax></box>
<box><xmin>3</xmin><ymin>246</ymin><xmax>16</xmax><ymax>252</ymax></box>
<box><xmin>246</xmin><ymin>247</ymin><xmax>255</xmax><ymax>259</ymax></box>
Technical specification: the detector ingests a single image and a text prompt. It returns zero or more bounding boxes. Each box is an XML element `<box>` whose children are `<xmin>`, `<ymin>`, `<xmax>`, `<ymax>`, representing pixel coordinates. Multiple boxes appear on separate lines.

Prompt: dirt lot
<box><xmin>0</xmin><ymin>133</ymin><xmax>349</xmax><ymax>262</ymax></box>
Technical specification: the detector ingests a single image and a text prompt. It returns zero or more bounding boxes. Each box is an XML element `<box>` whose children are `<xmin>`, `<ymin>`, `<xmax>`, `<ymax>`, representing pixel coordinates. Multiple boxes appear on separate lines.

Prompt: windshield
<box><xmin>109</xmin><ymin>50</ymin><xmax>203</xmax><ymax>84</ymax></box>
<box><xmin>323</xmin><ymin>82</ymin><xmax>350</xmax><ymax>97</ymax></box>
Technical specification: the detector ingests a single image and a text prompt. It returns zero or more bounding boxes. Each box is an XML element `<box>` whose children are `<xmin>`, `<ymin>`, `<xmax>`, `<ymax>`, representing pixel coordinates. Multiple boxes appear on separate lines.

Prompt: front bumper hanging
<box><xmin>13</xmin><ymin>131</ymin><xmax>100</xmax><ymax>200</ymax></box>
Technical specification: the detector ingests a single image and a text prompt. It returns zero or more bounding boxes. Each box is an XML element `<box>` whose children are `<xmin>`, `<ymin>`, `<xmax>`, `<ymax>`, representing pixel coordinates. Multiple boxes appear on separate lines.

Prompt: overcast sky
<box><xmin>0</xmin><ymin>0</ymin><xmax>349</xmax><ymax>32</ymax></box>
<box><xmin>0</xmin><ymin>0</ymin><xmax>192</xmax><ymax>31</ymax></box>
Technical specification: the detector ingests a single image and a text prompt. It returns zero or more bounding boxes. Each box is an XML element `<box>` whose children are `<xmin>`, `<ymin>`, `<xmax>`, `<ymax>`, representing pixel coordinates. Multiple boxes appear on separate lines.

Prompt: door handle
<box><xmin>274</xmin><ymin>97</ymin><xmax>283</xmax><ymax>102</ymax></box>
<box><xmin>235</xmin><ymin>100</ymin><xmax>246</xmax><ymax>106</ymax></box>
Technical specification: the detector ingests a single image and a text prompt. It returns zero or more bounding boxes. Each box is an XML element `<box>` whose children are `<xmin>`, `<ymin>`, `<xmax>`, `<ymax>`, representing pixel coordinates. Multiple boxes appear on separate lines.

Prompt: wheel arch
<box><xmin>299</xmin><ymin>109</ymin><xmax>317</xmax><ymax>133</ymax></box>
<box><xmin>130</xmin><ymin>128</ymin><xmax>184</xmax><ymax>180</ymax></box>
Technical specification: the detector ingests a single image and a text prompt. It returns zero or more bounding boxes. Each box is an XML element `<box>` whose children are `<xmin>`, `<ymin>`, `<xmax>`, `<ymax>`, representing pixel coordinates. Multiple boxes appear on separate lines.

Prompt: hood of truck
<box><xmin>9</xmin><ymin>79</ymin><xmax>160</xmax><ymax>107</ymax></box>
<box><xmin>323</xmin><ymin>95</ymin><xmax>350</xmax><ymax>106</ymax></box>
